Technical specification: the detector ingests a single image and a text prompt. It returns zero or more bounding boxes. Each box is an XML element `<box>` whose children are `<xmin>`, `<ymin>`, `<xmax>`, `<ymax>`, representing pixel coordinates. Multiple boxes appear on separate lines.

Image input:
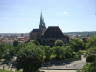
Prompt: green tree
<box><xmin>13</xmin><ymin>40</ymin><xmax>19</xmax><ymax>47</ymax></box>
<box><xmin>53</xmin><ymin>46</ymin><xmax>65</xmax><ymax>59</ymax></box>
<box><xmin>31</xmin><ymin>40</ymin><xmax>40</xmax><ymax>45</ymax></box>
<box><xmin>55</xmin><ymin>40</ymin><xmax>64</xmax><ymax>46</ymax></box>
<box><xmin>0</xmin><ymin>43</ymin><xmax>6</xmax><ymax>58</ymax></box>
<box><xmin>0</xmin><ymin>43</ymin><xmax>13</xmax><ymax>59</ymax></box>
<box><xmin>70</xmin><ymin>38</ymin><xmax>85</xmax><ymax>52</ymax></box>
<box><xmin>64</xmin><ymin>46</ymin><xmax>74</xmax><ymax>58</ymax></box>
<box><xmin>87</xmin><ymin>46</ymin><xmax>96</xmax><ymax>56</ymax></box>
<box><xmin>42</xmin><ymin>46</ymin><xmax>53</xmax><ymax>61</ymax></box>
<box><xmin>86</xmin><ymin>36</ymin><xmax>96</xmax><ymax>49</ymax></box>
<box><xmin>15</xmin><ymin>42</ymin><xmax>44</xmax><ymax>72</ymax></box>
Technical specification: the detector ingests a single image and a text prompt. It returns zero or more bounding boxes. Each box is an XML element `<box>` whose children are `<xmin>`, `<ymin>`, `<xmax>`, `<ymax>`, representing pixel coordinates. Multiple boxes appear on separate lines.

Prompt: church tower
<box><xmin>39</xmin><ymin>12</ymin><xmax>46</xmax><ymax>32</ymax></box>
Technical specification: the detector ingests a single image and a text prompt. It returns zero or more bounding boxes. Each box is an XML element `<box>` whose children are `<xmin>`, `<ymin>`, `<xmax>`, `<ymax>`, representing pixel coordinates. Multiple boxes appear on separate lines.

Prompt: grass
<box><xmin>0</xmin><ymin>69</ymin><xmax>22</xmax><ymax>72</ymax></box>
<box><xmin>0</xmin><ymin>69</ymin><xmax>13</xmax><ymax>72</ymax></box>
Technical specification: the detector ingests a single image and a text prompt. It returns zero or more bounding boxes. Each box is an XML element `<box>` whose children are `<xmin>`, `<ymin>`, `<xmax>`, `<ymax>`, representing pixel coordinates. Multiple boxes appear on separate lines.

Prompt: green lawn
<box><xmin>0</xmin><ymin>69</ymin><xmax>21</xmax><ymax>72</ymax></box>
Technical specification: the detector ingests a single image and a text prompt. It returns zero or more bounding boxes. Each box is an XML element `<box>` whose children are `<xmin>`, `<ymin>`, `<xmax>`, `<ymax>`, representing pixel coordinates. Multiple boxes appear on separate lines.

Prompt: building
<box><xmin>30</xmin><ymin>12</ymin><xmax>46</xmax><ymax>40</ymax></box>
<box><xmin>30</xmin><ymin>13</ymin><xmax>69</xmax><ymax>46</ymax></box>
<box><xmin>39</xmin><ymin>26</ymin><xmax>69</xmax><ymax>46</ymax></box>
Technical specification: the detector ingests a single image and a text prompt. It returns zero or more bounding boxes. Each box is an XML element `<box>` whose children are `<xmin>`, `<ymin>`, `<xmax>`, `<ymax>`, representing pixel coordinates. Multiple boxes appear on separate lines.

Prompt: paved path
<box><xmin>41</xmin><ymin>59</ymin><xmax>86</xmax><ymax>70</ymax></box>
<box><xmin>41</xmin><ymin>70</ymin><xmax>77</xmax><ymax>72</ymax></box>
<box><xmin>41</xmin><ymin>56</ymin><xmax>86</xmax><ymax>71</ymax></box>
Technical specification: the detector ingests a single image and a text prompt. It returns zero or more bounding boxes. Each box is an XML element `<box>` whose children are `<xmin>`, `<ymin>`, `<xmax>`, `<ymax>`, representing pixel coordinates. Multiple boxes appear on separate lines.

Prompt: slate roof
<box><xmin>42</xmin><ymin>26</ymin><xmax>65</xmax><ymax>38</ymax></box>
<box><xmin>32</xmin><ymin>29</ymin><xmax>41</xmax><ymax>32</ymax></box>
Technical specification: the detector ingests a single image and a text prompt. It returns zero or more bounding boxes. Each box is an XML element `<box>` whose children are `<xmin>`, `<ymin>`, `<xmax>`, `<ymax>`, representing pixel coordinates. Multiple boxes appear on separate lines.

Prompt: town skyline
<box><xmin>0</xmin><ymin>0</ymin><xmax>96</xmax><ymax>33</ymax></box>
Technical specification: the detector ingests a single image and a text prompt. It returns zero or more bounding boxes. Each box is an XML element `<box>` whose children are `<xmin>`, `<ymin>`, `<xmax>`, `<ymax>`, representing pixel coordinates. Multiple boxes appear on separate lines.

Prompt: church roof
<box><xmin>42</xmin><ymin>26</ymin><xmax>65</xmax><ymax>38</ymax></box>
<box><xmin>32</xmin><ymin>29</ymin><xmax>41</xmax><ymax>32</ymax></box>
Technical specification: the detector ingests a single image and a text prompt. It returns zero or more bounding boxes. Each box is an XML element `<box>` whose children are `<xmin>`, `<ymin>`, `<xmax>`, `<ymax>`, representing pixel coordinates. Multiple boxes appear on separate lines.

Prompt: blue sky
<box><xmin>0</xmin><ymin>0</ymin><xmax>96</xmax><ymax>33</ymax></box>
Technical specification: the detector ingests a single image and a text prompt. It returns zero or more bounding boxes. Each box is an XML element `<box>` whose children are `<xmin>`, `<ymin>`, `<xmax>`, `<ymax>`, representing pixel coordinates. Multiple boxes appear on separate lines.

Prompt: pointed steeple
<box><xmin>39</xmin><ymin>12</ymin><xmax>46</xmax><ymax>31</ymax></box>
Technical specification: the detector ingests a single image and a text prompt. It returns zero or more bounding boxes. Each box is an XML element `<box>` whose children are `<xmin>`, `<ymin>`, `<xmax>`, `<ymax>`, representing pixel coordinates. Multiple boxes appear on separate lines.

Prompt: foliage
<box><xmin>64</xmin><ymin>46</ymin><xmax>74</xmax><ymax>58</ymax></box>
<box><xmin>0</xmin><ymin>43</ymin><xmax>14</xmax><ymax>60</ymax></box>
<box><xmin>85</xmin><ymin>36</ymin><xmax>96</xmax><ymax>49</ymax></box>
<box><xmin>86</xmin><ymin>54</ymin><xmax>96</xmax><ymax>63</ymax></box>
<box><xmin>15</xmin><ymin>42</ymin><xmax>45</xmax><ymax>72</ymax></box>
<box><xmin>53</xmin><ymin>46</ymin><xmax>65</xmax><ymax>59</ymax></box>
<box><xmin>53</xmin><ymin>46</ymin><xmax>74</xmax><ymax>60</ymax></box>
<box><xmin>2</xmin><ymin>36</ymin><xmax>96</xmax><ymax>72</ymax></box>
<box><xmin>0</xmin><ymin>69</ymin><xmax>13</xmax><ymax>72</ymax></box>
<box><xmin>0</xmin><ymin>43</ymin><xmax>7</xmax><ymax>58</ymax></box>
<box><xmin>31</xmin><ymin>40</ymin><xmax>40</xmax><ymax>45</ymax></box>
<box><xmin>41</xmin><ymin>46</ymin><xmax>53</xmax><ymax>61</ymax></box>
<box><xmin>86</xmin><ymin>46</ymin><xmax>96</xmax><ymax>56</ymax></box>
<box><xmin>70</xmin><ymin>38</ymin><xmax>85</xmax><ymax>52</ymax></box>
<box><xmin>13</xmin><ymin>40</ymin><xmax>19</xmax><ymax>47</ymax></box>
<box><xmin>78</xmin><ymin>63</ymin><xmax>96</xmax><ymax>72</ymax></box>
<box><xmin>0</xmin><ymin>70</ymin><xmax>21</xmax><ymax>72</ymax></box>
<box><xmin>55</xmin><ymin>40</ymin><xmax>64</xmax><ymax>46</ymax></box>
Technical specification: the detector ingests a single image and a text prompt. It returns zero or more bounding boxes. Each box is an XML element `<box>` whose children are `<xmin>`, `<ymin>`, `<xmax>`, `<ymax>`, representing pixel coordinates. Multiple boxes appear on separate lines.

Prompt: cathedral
<box><xmin>30</xmin><ymin>13</ymin><xmax>69</xmax><ymax>46</ymax></box>
<box><xmin>30</xmin><ymin>13</ymin><xmax>46</xmax><ymax>40</ymax></box>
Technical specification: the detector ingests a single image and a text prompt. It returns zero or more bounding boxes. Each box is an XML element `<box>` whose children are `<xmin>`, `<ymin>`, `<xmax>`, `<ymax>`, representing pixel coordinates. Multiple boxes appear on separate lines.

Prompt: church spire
<box><xmin>39</xmin><ymin>12</ymin><xmax>46</xmax><ymax>31</ymax></box>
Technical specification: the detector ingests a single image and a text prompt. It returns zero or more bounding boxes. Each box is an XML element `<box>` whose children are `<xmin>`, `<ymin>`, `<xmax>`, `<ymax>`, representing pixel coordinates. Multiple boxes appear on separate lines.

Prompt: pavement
<box><xmin>41</xmin><ymin>70</ymin><xmax>77</xmax><ymax>72</ymax></box>
<box><xmin>41</xmin><ymin>57</ymin><xmax>86</xmax><ymax>70</ymax></box>
<box><xmin>40</xmin><ymin>56</ymin><xmax>86</xmax><ymax>72</ymax></box>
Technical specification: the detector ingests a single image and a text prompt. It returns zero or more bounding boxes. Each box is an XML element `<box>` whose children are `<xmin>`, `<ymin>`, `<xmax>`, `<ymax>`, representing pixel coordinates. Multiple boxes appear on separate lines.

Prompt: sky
<box><xmin>0</xmin><ymin>0</ymin><xmax>96</xmax><ymax>33</ymax></box>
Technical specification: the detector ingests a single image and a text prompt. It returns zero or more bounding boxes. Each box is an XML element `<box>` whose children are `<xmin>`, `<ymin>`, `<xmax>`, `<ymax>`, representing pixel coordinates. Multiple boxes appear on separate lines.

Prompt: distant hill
<box><xmin>64</xmin><ymin>31</ymin><xmax>96</xmax><ymax>37</ymax></box>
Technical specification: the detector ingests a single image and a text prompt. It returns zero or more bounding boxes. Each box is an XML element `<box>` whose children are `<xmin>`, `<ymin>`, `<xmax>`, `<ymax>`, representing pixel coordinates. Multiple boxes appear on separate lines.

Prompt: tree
<box><xmin>42</xmin><ymin>46</ymin><xmax>53</xmax><ymax>61</ymax></box>
<box><xmin>85</xmin><ymin>36</ymin><xmax>96</xmax><ymax>49</ymax></box>
<box><xmin>0</xmin><ymin>43</ymin><xmax>13</xmax><ymax>59</ymax></box>
<box><xmin>0</xmin><ymin>43</ymin><xmax>6</xmax><ymax>58</ymax></box>
<box><xmin>15</xmin><ymin>42</ymin><xmax>45</xmax><ymax>72</ymax></box>
<box><xmin>3</xmin><ymin>44</ymin><xmax>14</xmax><ymax>60</ymax></box>
<box><xmin>55</xmin><ymin>40</ymin><xmax>64</xmax><ymax>46</ymax></box>
<box><xmin>31</xmin><ymin>40</ymin><xmax>40</xmax><ymax>45</ymax></box>
<box><xmin>13</xmin><ymin>40</ymin><xmax>19</xmax><ymax>47</ymax></box>
<box><xmin>64</xmin><ymin>46</ymin><xmax>74</xmax><ymax>58</ymax></box>
<box><xmin>87</xmin><ymin>47</ymin><xmax>96</xmax><ymax>56</ymax></box>
<box><xmin>70</xmin><ymin>38</ymin><xmax>85</xmax><ymax>52</ymax></box>
<box><xmin>53</xmin><ymin>46</ymin><xmax>65</xmax><ymax>59</ymax></box>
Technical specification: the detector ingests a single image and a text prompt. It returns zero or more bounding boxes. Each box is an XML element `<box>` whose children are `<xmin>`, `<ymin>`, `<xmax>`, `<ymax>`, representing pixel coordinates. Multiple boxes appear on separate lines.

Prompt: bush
<box><xmin>86</xmin><ymin>54</ymin><xmax>96</xmax><ymax>63</ymax></box>
<box><xmin>78</xmin><ymin>63</ymin><xmax>96</xmax><ymax>72</ymax></box>
<box><xmin>55</xmin><ymin>40</ymin><xmax>64</xmax><ymax>46</ymax></box>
